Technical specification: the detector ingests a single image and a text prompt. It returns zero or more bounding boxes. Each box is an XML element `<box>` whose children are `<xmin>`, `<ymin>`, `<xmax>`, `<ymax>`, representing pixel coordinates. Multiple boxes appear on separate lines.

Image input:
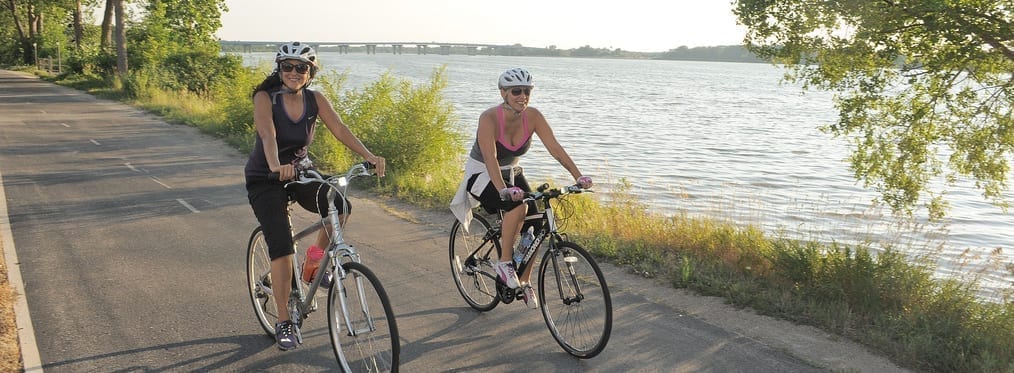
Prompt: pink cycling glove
<box><xmin>499</xmin><ymin>187</ymin><xmax>524</xmax><ymax>201</ymax></box>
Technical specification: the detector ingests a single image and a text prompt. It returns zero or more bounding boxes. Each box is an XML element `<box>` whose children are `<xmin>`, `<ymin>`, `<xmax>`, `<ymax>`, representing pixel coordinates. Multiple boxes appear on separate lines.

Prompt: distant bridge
<box><xmin>219</xmin><ymin>40</ymin><xmax>519</xmax><ymax>56</ymax></box>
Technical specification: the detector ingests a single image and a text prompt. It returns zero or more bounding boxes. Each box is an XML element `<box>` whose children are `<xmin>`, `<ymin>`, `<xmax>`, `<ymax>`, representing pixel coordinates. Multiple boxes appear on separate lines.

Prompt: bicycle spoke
<box><xmin>328</xmin><ymin>262</ymin><xmax>399</xmax><ymax>371</ymax></box>
<box><xmin>247</xmin><ymin>228</ymin><xmax>280</xmax><ymax>336</ymax></box>
<box><xmin>449</xmin><ymin>215</ymin><xmax>501</xmax><ymax>311</ymax></box>
<box><xmin>539</xmin><ymin>242</ymin><xmax>612</xmax><ymax>358</ymax></box>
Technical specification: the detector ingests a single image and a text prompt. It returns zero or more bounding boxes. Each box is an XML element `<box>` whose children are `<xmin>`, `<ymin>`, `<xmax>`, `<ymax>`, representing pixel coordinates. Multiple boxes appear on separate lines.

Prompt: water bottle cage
<box><xmin>515</xmin><ymin>230</ymin><xmax>544</xmax><ymax>265</ymax></box>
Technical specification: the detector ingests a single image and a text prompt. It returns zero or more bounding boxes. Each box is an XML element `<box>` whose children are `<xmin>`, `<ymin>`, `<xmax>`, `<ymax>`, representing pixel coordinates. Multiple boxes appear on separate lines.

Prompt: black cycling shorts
<box><xmin>247</xmin><ymin>178</ymin><xmax>351</xmax><ymax>260</ymax></box>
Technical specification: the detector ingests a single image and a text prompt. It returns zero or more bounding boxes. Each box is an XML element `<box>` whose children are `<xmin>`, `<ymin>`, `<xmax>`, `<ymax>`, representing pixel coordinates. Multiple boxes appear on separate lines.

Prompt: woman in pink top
<box><xmin>452</xmin><ymin>67</ymin><xmax>592</xmax><ymax>309</ymax></box>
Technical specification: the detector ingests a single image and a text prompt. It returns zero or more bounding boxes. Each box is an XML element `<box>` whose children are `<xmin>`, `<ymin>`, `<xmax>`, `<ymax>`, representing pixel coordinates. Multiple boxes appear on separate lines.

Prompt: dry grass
<box><xmin>0</xmin><ymin>238</ymin><xmax>23</xmax><ymax>372</ymax></box>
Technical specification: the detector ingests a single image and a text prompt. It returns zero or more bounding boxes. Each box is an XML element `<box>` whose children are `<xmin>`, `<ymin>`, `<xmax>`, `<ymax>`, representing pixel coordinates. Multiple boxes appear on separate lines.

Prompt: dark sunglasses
<box><xmin>508</xmin><ymin>87</ymin><xmax>532</xmax><ymax>96</ymax></box>
<box><xmin>280</xmin><ymin>62</ymin><xmax>310</xmax><ymax>74</ymax></box>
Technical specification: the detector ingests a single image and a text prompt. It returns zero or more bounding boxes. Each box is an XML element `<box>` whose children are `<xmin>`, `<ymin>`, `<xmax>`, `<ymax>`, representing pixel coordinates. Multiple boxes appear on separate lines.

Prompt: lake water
<box><xmin>238</xmin><ymin>52</ymin><xmax>1012</xmax><ymax>298</ymax></box>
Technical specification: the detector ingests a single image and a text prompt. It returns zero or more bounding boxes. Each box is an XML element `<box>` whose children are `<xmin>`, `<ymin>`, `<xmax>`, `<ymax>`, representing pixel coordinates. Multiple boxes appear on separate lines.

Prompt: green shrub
<box><xmin>321</xmin><ymin>66</ymin><xmax>464</xmax><ymax>207</ymax></box>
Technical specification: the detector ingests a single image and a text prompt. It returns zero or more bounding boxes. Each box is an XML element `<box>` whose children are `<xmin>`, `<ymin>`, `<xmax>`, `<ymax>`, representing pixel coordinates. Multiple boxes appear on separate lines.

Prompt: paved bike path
<box><xmin>0</xmin><ymin>69</ymin><xmax>905</xmax><ymax>372</ymax></box>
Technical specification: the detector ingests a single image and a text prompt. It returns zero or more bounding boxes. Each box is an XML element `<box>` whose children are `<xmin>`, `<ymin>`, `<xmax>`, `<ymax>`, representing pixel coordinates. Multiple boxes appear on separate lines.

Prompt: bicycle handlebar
<box><xmin>267</xmin><ymin>161</ymin><xmax>375</xmax><ymax>185</ymax></box>
<box><xmin>523</xmin><ymin>182</ymin><xmax>591</xmax><ymax>202</ymax></box>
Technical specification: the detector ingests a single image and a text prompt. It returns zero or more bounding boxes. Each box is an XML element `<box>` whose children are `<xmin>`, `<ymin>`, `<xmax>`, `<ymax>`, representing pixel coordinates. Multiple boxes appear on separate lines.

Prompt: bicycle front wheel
<box><xmin>449</xmin><ymin>214</ymin><xmax>501</xmax><ymax>311</ymax></box>
<box><xmin>328</xmin><ymin>262</ymin><xmax>400</xmax><ymax>372</ymax></box>
<box><xmin>538</xmin><ymin>241</ymin><xmax>613</xmax><ymax>358</ymax></box>
<box><xmin>246</xmin><ymin>227</ymin><xmax>277</xmax><ymax>336</ymax></box>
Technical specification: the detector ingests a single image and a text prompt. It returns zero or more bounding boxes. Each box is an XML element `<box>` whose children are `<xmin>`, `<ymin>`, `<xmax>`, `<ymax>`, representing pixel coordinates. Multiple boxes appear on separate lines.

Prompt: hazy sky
<box><xmin>216</xmin><ymin>0</ymin><xmax>748</xmax><ymax>52</ymax></box>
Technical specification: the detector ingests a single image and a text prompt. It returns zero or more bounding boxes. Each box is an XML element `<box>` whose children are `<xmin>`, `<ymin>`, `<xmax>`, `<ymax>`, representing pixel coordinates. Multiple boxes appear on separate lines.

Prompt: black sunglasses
<box><xmin>508</xmin><ymin>87</ymin><xmax>532</xmax><ymax>96</ymax></box>
<box><xmin>280</xmin><ymin>62</ymin><xmax>310</xmax><ymax>74</ymax></box>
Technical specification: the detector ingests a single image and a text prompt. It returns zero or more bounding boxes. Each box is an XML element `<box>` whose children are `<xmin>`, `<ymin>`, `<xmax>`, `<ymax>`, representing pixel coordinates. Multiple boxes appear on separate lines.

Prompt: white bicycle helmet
<box><xmin>275</xmin><ymin>41</ymin><xmax>317</xmax><ymax>66</ymax></box>
<box><xmin>498</xmin><ymin>68</ymin><xmax>533</xmax><ymax>88</ymax></box>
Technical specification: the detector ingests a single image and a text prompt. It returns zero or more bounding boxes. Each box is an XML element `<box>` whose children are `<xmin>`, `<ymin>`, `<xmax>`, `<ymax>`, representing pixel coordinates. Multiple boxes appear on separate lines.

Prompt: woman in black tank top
<box><xmin>244</xmin><ymin>41</ymin><xmax>387</xmax><ymax>351</ymax></box>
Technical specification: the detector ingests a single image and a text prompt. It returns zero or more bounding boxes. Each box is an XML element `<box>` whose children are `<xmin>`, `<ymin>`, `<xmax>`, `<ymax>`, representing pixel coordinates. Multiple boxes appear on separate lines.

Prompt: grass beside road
<box><xmin>0</xmin><ymin>237</ymin><xmax>22</xmax><ymax>371</ymax></box>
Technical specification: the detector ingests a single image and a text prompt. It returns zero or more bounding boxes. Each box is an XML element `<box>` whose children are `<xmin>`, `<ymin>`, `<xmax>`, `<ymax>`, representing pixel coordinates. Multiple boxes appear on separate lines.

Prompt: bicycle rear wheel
<box><xmin>538</xmin><ymin>241</ymin><xmax>613</xmax><ymax>358</ymax></box>
<box><xmin>328</xmin><ymin>262</ymin><xmax>400</xmax><ymax>372</ymax></box>
<box><xmin>246</xmin><ymin>227</ymin><xmax>277</xmax><ymax>336</ymax></box>
<box><xmin>449</xmin><ymin>214</ymin><xmax>501</xmax><ymax>311</ymax></box>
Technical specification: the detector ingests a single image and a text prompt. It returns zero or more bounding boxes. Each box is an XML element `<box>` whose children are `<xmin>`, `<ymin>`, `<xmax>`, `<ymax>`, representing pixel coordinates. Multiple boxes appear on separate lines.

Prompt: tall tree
<box><xmin>113</xmin><ymin>0</ymin><xmax>125</xmax><ymax>75</ymax></box>
<box><xmin>99</xmin><ymin>0</ymin><xmax>111</xmax><ymax>49</ymax></box>
<box><xmin>734</xmin><ymin>0</ymin><xmax>1013</xmax><ymax>220</ymax></box>
<box><xmin>71</xmin><ymin>0</ymin><xmax>83</xmax><ymax>50</ymax></box>
<box><xmin>135</xmin><ymin>0</ymin><xmax>227</xmax><ymax>53</ymax></box>
<box><xmin>4</xmin><ymin>0</ymin><xmax>44</xmax><ymax>64</ymax></box>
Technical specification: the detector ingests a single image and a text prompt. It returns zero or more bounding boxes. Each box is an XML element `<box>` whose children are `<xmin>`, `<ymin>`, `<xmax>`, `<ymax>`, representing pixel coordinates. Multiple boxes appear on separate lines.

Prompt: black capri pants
<box><xmin>467</xmin><ymin>166</ymin><xmax>539</xmax><ymax>227</ymax></box>
<box><xmin>247</xmin><ymin>177</ymin><xmax>352</xmax><ymax>260</ymax></box>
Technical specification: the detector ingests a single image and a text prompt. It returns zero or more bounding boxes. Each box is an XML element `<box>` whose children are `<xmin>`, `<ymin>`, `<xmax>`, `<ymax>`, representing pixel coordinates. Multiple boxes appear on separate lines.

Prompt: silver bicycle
<box><xmin>247</xmin><ymin>160</ymin><xmax>399</xmax><ymax>372</ymax></box>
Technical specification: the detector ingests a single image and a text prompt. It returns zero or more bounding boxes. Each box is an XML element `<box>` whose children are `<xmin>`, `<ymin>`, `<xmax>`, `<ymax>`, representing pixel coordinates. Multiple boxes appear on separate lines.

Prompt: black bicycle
<box><xmin>448</xmin><ymin>183</ymin><xmax>612</xmax><ymax>358</ymax></box>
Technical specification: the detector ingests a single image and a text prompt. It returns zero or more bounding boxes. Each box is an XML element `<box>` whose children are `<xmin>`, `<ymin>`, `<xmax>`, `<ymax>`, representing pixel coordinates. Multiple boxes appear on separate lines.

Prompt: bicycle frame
<box><xmin>282</xmin><ymin>163</ymin><xmax>374</xmax><ymax>324</ymax></box>
<box><xmin>496</xmin><ymin>184</ymin><xmax>578</xmax><ymax>278</ymax></box>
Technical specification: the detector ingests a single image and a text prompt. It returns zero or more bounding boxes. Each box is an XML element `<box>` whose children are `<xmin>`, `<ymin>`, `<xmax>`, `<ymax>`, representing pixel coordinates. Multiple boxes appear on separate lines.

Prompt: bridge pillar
<box><xmin>243</xmin><ymin>44</ymin><xmax>252</xmax><ymax>53</ymax></box>
<box><xmin>365</xmin><ymin>44</ymin><xmax>377</xmax><ymax>54</ymax></box>
<box><xmin>439</xmin><ymin>45</ymin><xmax>451</xmax><ymax>55</ymax></box>
<box><xmin>338</xmin><ymin>44</ymin><xmax>349</xmax><ymax>54</ymax></box>
<box><xmin>417</xmin><ymin>45</ymin><xmax>427</xmax><ymax>55</ymax></box>
<box><xmin>392</xmin><ymin>45</ymin><xmax>402</xmax><ymax>54</ymax></box>
<box><xmin>466</xmin><ymin>46</ymin><xmax>477</xmax><ymax>56</ymax></box>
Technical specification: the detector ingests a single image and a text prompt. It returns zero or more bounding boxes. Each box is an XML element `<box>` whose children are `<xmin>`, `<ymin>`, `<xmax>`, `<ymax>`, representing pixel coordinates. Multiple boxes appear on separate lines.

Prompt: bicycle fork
<box><xmin>333</xmin><ymin>267</ymin><xmax>379</xmax><ymax>337</ymax></box>
<box><xmin>551</xmin><ymin>248</ymin><xmax>585</xmax><ymax>305</ymax></box>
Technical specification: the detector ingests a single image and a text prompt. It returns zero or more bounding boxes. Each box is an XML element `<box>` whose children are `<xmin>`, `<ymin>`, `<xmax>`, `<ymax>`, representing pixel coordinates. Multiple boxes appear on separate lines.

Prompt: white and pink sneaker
<box><xmin>494</xmin><ymin>261</ymin><xmax>520</xmax><ymax>289</ymax></box>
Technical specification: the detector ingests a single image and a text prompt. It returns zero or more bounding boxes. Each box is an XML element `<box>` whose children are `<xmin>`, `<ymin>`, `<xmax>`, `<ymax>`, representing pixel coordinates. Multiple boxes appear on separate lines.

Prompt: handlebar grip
<box><xmin>361</xmin><ymin>161</ymin><xmax>376</xmax><ymax>170</ymax></box>
<box><xmin>268</xmin><ymin>172</ymin><xmax>281</xmax><ymax>181</ymax></box>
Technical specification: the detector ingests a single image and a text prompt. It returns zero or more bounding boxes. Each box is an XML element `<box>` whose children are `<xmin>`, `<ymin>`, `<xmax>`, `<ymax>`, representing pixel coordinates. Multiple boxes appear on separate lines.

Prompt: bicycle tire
<box><xmin>328</xmin><ymin>261</ymin><xmax>400</xmax><ymax>372</ymax></box>
<box><xmin>449</xmin><ymin>214</ymin><xmax>501</xmax><ymax>311</ymax></box>
<box><xmin>246</xmin><ymin>227</ymin><xmax>278</xmax><ymax>336</ymax></box>
<box><xmin>538</xmin><ymin>241</ymin><xmax>613</xmax><ymax>358</ymax></box>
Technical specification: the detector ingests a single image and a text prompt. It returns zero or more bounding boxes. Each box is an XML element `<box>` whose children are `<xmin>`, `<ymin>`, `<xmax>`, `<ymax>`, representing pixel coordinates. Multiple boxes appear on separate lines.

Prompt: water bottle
<box><xmin>302</xmin><ymin>245</ymin><xmax>325</xmax><ymax>283</ymax></box>
<box><xmin>515</xmin><ymin>227</ymin><xmax>535</xmax><ymax>265</ymax></box>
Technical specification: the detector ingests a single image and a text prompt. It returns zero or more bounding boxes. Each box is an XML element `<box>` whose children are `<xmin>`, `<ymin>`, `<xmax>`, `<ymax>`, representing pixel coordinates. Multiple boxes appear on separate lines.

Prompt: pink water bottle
<box><xmin>302</xmin><ymin>245</ymin><xmax>325</xmax><ymax>283</ymax></box>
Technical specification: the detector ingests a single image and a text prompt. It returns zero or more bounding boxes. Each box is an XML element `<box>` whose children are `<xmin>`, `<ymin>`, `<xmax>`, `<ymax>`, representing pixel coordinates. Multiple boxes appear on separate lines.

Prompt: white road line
<box><xmin>89</xmin><ymin>139</ymin><xmax>100</xmax><ymax>145</ymax></box>
<box><xmin>149</xmin><ymin>176</ymin><xmax>172</xmax><ymax>189</ymax></box>
<box><xmin>176</xmin><ymin>199</ymin><xmax>200</xmax><ymax>213</ymax></box>
<box><xmin>60</xmin><ymin>123</ymin><xmax>70</xmax><ymax>128</ymax></box>
<box><xmin>125</xmin><ymin>163</ymin><xmax>139</xmax><ymax>172</ymax></box>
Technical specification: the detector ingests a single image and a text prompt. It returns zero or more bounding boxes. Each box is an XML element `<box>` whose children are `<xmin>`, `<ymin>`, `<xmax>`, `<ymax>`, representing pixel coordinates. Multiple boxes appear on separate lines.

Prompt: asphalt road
<box><xmin>0</xmin><ymin>69</ymin><xmax>906</xmax><ymax>372</ymax></box>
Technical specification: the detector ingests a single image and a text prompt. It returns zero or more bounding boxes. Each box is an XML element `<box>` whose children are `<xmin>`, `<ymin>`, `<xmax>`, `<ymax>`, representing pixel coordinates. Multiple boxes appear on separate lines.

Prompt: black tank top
<box><xmin>244</xmin><ymin>88</ymin><xmax>320</xmax><ymax>180</ymax></box>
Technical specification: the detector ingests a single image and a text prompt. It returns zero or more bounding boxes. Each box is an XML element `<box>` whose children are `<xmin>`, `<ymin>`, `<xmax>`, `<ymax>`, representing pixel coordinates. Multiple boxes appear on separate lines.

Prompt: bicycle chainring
<box><xmin>497</xmin><ymin>283</ymin><xmax>517</xmax><ymax>304</ymax></box>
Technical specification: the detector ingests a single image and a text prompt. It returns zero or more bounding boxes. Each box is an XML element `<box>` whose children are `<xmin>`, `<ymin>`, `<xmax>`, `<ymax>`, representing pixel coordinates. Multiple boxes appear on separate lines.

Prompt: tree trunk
<box><xmin>73</xmin><ymin>0</ymin><xmax>84</xmax><ymax>50</ymax></box>
<box><xmin>114</xmin><ymin>0</ymin><xmax>127</xmax><ymax>76</ymax></box>
<box><xmin>100</xmin><ymin>0</ymin><xmax>113</xmax><ymax>50</ymax></box>
<box><xmin>4</xmin><ymin>0</ymin><xmax>31</xmax><ymax>63</ymax></box>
